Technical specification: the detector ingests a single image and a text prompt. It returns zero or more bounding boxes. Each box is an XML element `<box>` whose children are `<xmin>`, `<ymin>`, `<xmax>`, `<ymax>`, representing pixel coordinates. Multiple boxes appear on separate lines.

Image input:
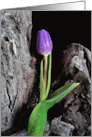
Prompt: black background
<box><xmin>32</xmin><ymin>11</ymin><xmax>91</xmax><ymax>51</ymax></box>
<box><xmin>31</xmin><ymin>11</ymin><xmax>91</xmax><ymax>82</ymax></box>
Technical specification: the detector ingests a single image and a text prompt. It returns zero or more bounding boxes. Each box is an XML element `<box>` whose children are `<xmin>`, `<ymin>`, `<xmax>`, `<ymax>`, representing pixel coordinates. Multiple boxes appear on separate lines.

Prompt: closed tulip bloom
<box><xmin>36</xmin><ymin>29</ymin><xmax>53</xmax><ymax>56</ymax></box>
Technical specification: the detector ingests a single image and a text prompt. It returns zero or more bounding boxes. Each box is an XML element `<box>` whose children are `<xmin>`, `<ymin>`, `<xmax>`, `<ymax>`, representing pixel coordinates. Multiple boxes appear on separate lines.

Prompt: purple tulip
<box><xmin>36</xmin><ymin>29</ymin><xmax>53</xmax><ymax>56</ymax></box>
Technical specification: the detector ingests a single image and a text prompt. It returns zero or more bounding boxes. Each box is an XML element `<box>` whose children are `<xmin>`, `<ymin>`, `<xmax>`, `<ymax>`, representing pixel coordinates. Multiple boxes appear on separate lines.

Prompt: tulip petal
<box><xmin>36</xmin><ymin>29</ymin><xmax>53</xmax><ymax>56</ymax></box>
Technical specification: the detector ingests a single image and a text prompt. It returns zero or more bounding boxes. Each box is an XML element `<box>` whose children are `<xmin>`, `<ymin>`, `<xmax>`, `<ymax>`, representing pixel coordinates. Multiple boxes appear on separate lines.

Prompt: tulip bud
<box><xmin>36</xmin><ymin>29</ymin><xmax>53</xmax><ymax>56</ymax></box>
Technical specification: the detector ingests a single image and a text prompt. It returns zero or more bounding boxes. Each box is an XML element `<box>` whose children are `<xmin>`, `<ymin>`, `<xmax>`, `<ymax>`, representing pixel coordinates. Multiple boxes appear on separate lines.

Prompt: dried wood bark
<box><xmin>51</xmin><ymin>43</ymin><xmax>91</xmax><ymax>136</ymax></box>
<box><xmin>1</xmin><ymin>11</ymin><xmax>38</xmax><ymax>135</ymax></box>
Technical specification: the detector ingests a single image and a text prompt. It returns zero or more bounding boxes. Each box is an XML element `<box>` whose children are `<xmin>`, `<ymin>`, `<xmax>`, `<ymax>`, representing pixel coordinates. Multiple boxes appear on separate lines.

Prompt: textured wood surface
<box><xmin>1</xmin><ymin>10</ymin><xmax>37</xmax><ymax>133</ymax></box>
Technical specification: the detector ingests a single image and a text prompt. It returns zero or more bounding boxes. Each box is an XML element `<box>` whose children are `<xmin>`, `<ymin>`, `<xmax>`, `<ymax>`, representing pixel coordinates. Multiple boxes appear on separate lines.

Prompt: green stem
<box><xmin>46</xmin><ymin>53</ymin><xmax>52</xmax><ymax>99</ymax></box>
<box><xmin>44</xmin><ymin>55</ymin><xmax>48</xmax><ymax>93</ymax></box>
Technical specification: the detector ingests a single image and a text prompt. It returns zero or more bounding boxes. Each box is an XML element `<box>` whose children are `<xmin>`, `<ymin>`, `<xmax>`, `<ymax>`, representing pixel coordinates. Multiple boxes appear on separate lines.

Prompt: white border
<box><xmin>0</xmin><ymin>0</ymin><xmax>92</xmax><ymax>10</ymax></box>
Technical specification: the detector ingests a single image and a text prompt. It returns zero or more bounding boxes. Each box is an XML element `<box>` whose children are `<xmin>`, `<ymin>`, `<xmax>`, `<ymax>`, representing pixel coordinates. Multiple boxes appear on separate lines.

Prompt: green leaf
<box><xmin>28</xmin><ymin>83</ymin><xmax>79</xmax><ymax>136</ymax></box>
<box><xmin>28</xmin><ymin>102</ymin><xmax>47</xmax><ymax>136</ymax></box>
<box><xmin>46</xmin><ymin>53</ymin><xmax>52</xmax><ymax>99</ymax></box>
<box><xmin>44</xmin><ymin>83</ymin><xmax>79</xmax><ymax>110</ymax></box>
<box><xmin>39</xmin><ymin>59</ymin><xmax>45</xmax><ymax>102</ymax></box>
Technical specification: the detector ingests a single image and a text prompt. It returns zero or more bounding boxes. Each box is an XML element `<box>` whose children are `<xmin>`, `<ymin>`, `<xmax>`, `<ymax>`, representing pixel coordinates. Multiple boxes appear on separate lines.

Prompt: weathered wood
<box><xmin>51</xmin><ymin>43</ymin><xmax>91</xmax><ymax>136</ymax></box>
<box><xmin>1</xmin><ymin>10</ymin><xmax>37</xmax><ymax>133</ymax></box>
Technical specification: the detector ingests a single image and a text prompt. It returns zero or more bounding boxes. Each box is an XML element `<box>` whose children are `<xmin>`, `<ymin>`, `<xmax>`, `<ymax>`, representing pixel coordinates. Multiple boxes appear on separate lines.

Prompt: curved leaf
<box><xmin>45</xmin><ymin>83</ymin><xmax>79</xmax><ymax>110</ymax></box>
<box><xmin>28</xmin><ymin>83</ymin><xmax>79</xmax><ymax>136</ymax></box>
<box><xmin>28</xmin><ymin>102</ymin><xmax>47</xmax><ymax>136</ymax></box>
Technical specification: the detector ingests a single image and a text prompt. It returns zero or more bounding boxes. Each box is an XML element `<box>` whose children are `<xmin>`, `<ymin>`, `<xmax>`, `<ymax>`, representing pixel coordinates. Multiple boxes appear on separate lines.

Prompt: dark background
<box><xmin>31</xmin><ymin>11</ymin><xmax>91</xmax><ymax>82</ymax></box>
<box><xmin>32</xmin><ymin>11</ymin><xmax>91</xmax><ymax>50</ymax></box>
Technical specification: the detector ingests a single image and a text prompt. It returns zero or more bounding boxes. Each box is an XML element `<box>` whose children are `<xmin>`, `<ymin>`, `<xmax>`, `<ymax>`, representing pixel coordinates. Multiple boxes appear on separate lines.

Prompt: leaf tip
<box><xmin>74</xmin><ymin>82</ymin><xmax>80</xmax><ymax>87</ymax></box>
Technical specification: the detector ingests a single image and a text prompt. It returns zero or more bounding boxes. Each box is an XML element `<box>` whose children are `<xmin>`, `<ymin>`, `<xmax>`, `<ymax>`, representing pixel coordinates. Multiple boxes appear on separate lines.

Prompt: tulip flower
<box><xmin>28</xmin><ymin>29</ymin><xmax>79</xmax><ymax>136</ymax></box>
<box><xmin>36</xmin><ymin>29</ymin><xmax>53</xmax><ymax>56</ymax></box>
<box><xmin>36</xmin><ymin>29</ymin><xmax>53</xmax><ymax>92</ymax></box>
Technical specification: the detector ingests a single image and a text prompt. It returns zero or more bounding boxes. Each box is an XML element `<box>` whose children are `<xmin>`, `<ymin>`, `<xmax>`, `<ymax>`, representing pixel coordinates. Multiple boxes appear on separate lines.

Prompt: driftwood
<box><xmin>1</xmin><ymin>11</ymin><xmax>91</xmax><ymax>136</ymax></box>
<box><xmin>50</xmin><ymin>43</ymin><xmax>91</xmax><ymax>136</ymax></box>
<box><xmin>1</xmin><ymin>11</ymin><xmax>38</xmax><ymax>135</ymax></box>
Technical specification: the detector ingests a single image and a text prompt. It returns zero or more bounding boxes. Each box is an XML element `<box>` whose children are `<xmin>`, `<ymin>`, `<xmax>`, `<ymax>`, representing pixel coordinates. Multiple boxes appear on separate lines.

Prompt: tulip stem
<box><xmin>44</xmin><ymin>55</ymin><xmax>48</xmax><ymax>94</ymax></box>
